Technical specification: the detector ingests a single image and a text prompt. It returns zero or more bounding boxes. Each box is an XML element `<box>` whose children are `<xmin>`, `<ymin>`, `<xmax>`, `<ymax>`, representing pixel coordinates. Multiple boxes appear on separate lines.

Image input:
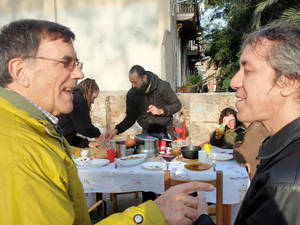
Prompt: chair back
<box><xmin>164</xmin><ymin>170</ymin><xmax>223</xmax><ymax>225</ymax></box>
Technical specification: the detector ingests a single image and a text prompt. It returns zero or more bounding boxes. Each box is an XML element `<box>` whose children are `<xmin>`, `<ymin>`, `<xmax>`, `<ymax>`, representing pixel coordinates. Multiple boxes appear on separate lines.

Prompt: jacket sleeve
<box><xmin>236</xmin><ymin>183</ymin><xmax>300</xmax><ymax>225</ymax></box>
<box><xmin>159</xmin><ymin>82</ymin><xmax>181</xmax><ymax>116</ymax></box>
<box><xmin>115</xmin><ymin>91</ymin><xmax>138</xmax><ymax>134</ymax></box>
<box><xmin>96</xmin><ymin>201</ymin><xmax>168</xmax><ymax>225</ymax></box>
<box><xmin>70</xmin><ymin>94</ymin><xmax>100</xmax><ymax>138</ymax></box>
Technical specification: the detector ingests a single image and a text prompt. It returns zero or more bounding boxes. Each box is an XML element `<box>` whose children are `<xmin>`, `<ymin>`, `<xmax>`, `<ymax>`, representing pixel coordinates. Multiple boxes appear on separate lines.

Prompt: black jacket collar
<box><xmin>257</xmin><ymin>117</ymin><xmax>300</xmax><ymax>160</ymax></box>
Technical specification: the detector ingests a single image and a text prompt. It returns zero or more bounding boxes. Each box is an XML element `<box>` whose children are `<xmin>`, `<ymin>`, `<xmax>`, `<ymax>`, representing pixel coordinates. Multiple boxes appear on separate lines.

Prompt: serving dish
<box><xmin>184</xmin><ymin>162</ymin><xmax>211</xmax><ymax>171</ymax></box>
<box><xmin>116</xmin><ymin>153</ymin><xmax>147</xmax><ymax>167</ymax></box>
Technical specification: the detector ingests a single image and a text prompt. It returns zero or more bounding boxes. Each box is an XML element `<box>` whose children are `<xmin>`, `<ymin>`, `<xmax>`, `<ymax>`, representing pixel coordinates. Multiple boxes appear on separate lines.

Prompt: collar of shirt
<box><xmin>257</xmin><ymin>117</ymin><xmax>300</xmax><ymax>160</ymax></box>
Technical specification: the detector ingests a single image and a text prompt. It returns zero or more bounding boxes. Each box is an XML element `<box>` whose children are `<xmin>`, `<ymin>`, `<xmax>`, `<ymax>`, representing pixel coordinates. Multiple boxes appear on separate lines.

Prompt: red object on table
<box><xmin>173</xmin><ymin>120</ymin><xmax>186</xmax><ymax>140</ymax></box>
<box><xmin>107</xmin><ymin>149</ymin><xmax>115</xmax><ymax>163</ymax></box>
<box><xmin>158</xmin><ymin>140</ymin><xmax>167</xmax><ymax>152</ymax></box>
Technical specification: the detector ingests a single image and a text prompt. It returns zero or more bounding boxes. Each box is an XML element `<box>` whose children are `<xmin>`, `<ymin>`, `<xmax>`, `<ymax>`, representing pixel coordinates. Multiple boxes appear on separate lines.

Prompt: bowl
<box><xmin>181</xmin><ymin>146</ymin><xmax>201</xmax><ymax>159</ymax></box>
<box><xmin>116</xmin><ymin>153</ymin><xmax>147</xmax><ymax>167</ymax></box>
<box><xmin>86</xmin><ymin>159</ymin><xmax>110</xmax><ymax>168</ymax></box>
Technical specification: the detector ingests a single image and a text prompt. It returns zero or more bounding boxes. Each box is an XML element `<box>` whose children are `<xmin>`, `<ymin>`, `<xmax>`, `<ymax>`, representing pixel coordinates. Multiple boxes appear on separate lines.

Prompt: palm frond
<box><xmin>250</xmin><ymin>0</ymin><xmax>279</xmax><ymax>29</ymax></box>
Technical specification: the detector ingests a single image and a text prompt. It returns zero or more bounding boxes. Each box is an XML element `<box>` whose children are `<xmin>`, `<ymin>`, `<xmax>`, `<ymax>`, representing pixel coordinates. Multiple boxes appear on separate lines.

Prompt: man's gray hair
<box><xmin>0</xmin><ymin>19</ymin><xmax>75</xmax><ymax>87</ymax></box>
<box><xmin>242</xmin><ymin>25</ymin><xmax>300</xmax><ymax>81</ymax></box>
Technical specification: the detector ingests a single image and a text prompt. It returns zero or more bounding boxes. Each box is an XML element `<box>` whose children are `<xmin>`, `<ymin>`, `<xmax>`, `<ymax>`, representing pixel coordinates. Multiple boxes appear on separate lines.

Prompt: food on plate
<box><xmin>170</xmin><ymin>148</ymin><xmax>181</xmax><ymax>156</ymax></box>
<box><xmin>120</xmin><ymin>155</ymin><xmax>144</xmax><ymax>160</ymax></box>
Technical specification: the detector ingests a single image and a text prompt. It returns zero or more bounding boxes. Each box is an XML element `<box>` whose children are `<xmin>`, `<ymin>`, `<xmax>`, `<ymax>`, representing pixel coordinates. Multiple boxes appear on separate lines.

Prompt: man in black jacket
<box><xmin>196</xmin><ymin>25</ymin><xmax>300</xmax><ymax>225</ymax></box>
<box><xmin>104</xmin><ymin>65</ymin><xmax>181</xmax><ymax>140</ymax></box>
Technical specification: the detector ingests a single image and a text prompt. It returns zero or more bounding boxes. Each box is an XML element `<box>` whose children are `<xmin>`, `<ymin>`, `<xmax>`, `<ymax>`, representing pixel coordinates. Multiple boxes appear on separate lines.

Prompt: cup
<box><xmin>80</xmin><ymin>149</ymin><xmax>89</xmax><ymax>158</ymax></box>
<box><xmin>203</xmin><ymin>144</ymin><xmax>211</xmax><ymax>154</ymax></box>
<box><xmin>198</xmin><ymin>150</ymin><xmax>207</xmax><ymax>163</ymax></box>
<box><xmin>107</xmin><ymin>149</ymin><xmax>115</xmax><ymax>163</ymax></box>
<box><xmin>73</xmin><ymin>146</ymin><xmax>81</xmax><ymax>158</ymax></box>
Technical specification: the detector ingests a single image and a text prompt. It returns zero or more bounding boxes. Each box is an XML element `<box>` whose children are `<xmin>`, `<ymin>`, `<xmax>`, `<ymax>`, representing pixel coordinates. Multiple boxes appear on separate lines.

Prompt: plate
<box><xmin>116</xmin><ymin>153</ymin><xmax>147</xmax><ymax>167</ymax></box>
<box><xmin>215</xmin><ymin>153</ymin><xmax>233</xmax><ymax>161</ymax></box>
<box><xmin>86</xmin><ymin>159</ymin><xmax>110</xmax><ymax>168</ymax></box>
<box><xmin>142</xmin><ymin>161</ymin><xmax>164</xmax><ymax>170</ymax></box>
<box><xmin>184</xmin><ymin>162</ymin><xmax>211</xmax><ymax>171</ymax></box>
<box><xmin>73</xmin><ymin>157</ymin><xmax>90</xmax><ymax>167</ymax></box>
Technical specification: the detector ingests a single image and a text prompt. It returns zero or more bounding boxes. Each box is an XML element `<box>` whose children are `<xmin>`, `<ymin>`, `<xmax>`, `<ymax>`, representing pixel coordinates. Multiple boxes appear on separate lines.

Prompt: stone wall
<box><xmin>91</xmin><ymin>92</ymin><xmax>236</xmax><ymax>145</ymax></box>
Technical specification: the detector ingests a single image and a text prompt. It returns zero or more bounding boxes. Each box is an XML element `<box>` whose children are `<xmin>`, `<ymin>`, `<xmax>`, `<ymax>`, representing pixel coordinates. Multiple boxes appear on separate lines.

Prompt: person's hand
<box><xmin>147</xmin><ymin>105</ymin><xmax>164</xmax><ymax>115</ymax></box>
<box><xmin>88</xmin><ymin>141</ymin><xmax>104</xmax><ymax>150</ymax></box>
<box><xmin>221</xmin><ymin>114</ymin><xmax>235</xmax><ymax>127</ymax></box>
<box><xmin>154</xmin><ymin>182</ymin><xmax>214</xmax><ymax>225</ymax></box>
<box><xmin>240</xmin><ymin>163</ymin><xmax>251</xmax><ymax>174</ymax></box>
<box><xmin>96</xmin><ymin>134</ymin><xmax>105</xmax><ymax>142</ymax></box>
<box><xmin>103</xmin><ymin>129</ymin><xmax>118</xmax><ymax>141</ymax></box>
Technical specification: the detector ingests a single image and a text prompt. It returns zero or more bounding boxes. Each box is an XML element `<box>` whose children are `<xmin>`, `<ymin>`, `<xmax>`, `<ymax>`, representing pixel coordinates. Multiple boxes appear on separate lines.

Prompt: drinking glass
<box><xmin>162</xmin><ymin>153</ymin><xmax>176</xmax><ymax>170</ymax></box>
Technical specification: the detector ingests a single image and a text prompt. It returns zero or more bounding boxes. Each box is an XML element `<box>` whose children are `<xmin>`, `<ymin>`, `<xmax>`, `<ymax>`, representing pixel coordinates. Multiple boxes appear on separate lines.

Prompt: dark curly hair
<box><xmin>218</xmin><ymin>107</ymin><xmax>239</xmax><ymax>127</ymax></box>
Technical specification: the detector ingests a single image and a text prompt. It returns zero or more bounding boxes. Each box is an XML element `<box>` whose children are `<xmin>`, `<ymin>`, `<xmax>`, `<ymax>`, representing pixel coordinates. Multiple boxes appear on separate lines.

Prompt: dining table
<box><xmin>77</xmin><ymin>149</ymin><xmax>250</xmax><ymax>225</ymax></box>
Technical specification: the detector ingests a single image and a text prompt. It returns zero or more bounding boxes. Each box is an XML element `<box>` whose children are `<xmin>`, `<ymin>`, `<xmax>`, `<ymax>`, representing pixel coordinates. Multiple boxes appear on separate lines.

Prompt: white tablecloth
<box><xmin>77</xmin><ymin>157</ymin><xmax>250</xmax><ymax>204</ymax></box>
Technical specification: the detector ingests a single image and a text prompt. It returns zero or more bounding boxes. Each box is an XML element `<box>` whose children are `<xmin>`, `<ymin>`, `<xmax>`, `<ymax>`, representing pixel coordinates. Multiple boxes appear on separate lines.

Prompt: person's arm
<box><xmin>70</xmin><ymin>94</ymin><xmax>100</xmax><ymax>138</ymax></box>
<box><xmin>159</xmin><ymin>82</ymin><xmax>181</xmax><ymax>116</ymax></box>
<box><xmin>210</xmin><ymin>128</ymin><xmax>224</xmax><ymax>147</ymax></box>
<box><xmin>97</xmin><ymin>182</ymin><xmax>215</xmax><ymax>225</ymax></box>
<box><xmin>115</xmin><ymin>91</ymin><xmax>138</xmax><ymax>134</ymax></box>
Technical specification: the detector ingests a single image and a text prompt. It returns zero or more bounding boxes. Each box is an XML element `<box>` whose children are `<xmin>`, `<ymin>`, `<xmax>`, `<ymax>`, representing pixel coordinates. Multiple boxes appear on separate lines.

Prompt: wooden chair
<box><xmin>110</xmin><ymin>192</ymin><xmax>139</xmax><ymax>210</ymax></box>
<box><xmin>164</xmin><ymin>170</ymin><xmax>223</xmax><ymax>225</ymax></box>
<box><xmin>88</xmin><ymin>195</ymin><xmax>107</xmax><ymax>218</ymax></box>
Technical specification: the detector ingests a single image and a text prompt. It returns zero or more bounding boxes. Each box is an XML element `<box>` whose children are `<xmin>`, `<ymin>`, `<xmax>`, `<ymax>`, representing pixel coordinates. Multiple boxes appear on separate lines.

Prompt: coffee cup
<box><xmin>198</xmin><ymin>150</ymin><xmax>207</xmax><ymax>163</ymax></box>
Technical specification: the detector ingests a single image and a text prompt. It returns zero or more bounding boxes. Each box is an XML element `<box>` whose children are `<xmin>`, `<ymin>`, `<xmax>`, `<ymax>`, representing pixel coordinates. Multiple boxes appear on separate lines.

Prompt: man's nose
<box><xmin>71</xmin><ymin>66</ymin><xmax>85</xmax><ymax>79</ymax></box>
<box><xmin>230</xmin><ymin>70</ymin><xmax>242</xmax><ymax>90</ymax></box>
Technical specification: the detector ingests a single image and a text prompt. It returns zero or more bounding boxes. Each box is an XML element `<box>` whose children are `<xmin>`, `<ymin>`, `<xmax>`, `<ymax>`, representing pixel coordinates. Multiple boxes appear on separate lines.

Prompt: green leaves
<box><xmin>201</xmin><ymin>0</ymin><xmax>300</xmax><ymax>91</ymax></box>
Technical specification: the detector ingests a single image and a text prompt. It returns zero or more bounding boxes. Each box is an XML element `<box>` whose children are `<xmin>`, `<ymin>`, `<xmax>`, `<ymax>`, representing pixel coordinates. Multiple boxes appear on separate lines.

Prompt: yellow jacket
<box><xmin>0</xmin><ymin>88</ymin><xmax>167</xmax><ymax>225</ymax></box>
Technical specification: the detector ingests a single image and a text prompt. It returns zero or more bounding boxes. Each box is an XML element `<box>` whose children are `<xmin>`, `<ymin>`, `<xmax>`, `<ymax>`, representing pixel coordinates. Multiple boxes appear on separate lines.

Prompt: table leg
<box><xmin>223</xmin><ymin>204</ymin><xmax>232</xmax><ymax>225</ymax></box>
<box><xmin>96</xmin><ymin>193</ymin><xmax>103</xmax><ymax>216</ymax></box>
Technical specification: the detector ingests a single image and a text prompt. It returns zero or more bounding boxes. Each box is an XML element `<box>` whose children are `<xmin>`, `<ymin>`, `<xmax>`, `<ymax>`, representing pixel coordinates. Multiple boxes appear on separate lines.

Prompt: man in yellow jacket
<box><xmin>0</xmin><ymin>19</ymin><xmax>213</xmax><ymax>225</ymax></box>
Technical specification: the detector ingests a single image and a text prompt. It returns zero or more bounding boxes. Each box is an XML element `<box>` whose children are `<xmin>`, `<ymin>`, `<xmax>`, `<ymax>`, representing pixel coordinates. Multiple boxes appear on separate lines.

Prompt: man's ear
<box><xmin>278</xmin><ymin>75</ymin><xmax>300</xmax><ymax>97</ymax></box>
<box><xmin>8</xmin><ymin>58</ymin><xmax>30</xmax><ymax>87</ymax></box>
<box><xmin>143</xmin><ymin>74</ymin><xmax>148</xmax><ymax>83</ymax></box>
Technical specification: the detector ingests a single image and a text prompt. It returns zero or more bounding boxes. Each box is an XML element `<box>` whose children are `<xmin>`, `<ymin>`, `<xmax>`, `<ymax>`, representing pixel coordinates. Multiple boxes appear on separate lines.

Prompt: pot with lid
<box><xmin>135</xmin><ymin>134</ymin><xmax>159</xmax><ymax>157</ymax></box>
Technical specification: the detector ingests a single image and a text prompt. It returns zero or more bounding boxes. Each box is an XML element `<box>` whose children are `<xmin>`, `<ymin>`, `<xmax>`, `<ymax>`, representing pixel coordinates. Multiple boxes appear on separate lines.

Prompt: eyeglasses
<box><xmin>25</xmin><ymin>56</ymin><xmax>83</xmax><ymax>70</ymax></box>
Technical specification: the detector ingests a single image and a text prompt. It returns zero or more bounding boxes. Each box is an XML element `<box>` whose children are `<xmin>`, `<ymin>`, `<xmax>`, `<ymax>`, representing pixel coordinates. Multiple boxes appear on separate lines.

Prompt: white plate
<box><xmin>116</xmin><ymin>153</ymin><xmax>147</xmax><ymax>167</ymax></box>
<box><xmin>142</xmin><ymin>161</ymin><xmax>165</xmax><ymax>170</ymax></box>
<box><xmin>86</xmin><ymin>159</ymin><xmax>110</xmax><ymax>168</ymax></box>
<box><xmin>215</xmin><ymin>153</ymin><xmax>233</xmax><ymax>161</ymax></box>
<box><xmin>73</xmin><ymin>157</ymin><xmax>90</xmax><ymax>167</ymax></box>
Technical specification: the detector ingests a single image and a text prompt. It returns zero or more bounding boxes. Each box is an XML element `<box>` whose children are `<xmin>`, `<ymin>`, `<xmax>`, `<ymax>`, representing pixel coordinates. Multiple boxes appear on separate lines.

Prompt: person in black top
<box><xmin>104</xmin><ymin>65</ymin><xmax>181</xmax><ymax>140</ymax></box>
<box><xmin>58</xmin><ymin>78</ymin><xmax>103</xmax><ymax>149</ymax></box>
<box><xmin>195</xmin><ymin>25</ymin><xmax>300</xmax><ymax>225</ymax></box>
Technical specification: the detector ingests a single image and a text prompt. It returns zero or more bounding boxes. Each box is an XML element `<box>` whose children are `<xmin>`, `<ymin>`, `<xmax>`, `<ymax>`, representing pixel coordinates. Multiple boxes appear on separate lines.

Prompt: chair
<box><xmin>164</xmin><ymin>170</ymin><xmax>223</xmax><ymax>225</ymax></box>
<box><xmin>110</xmin><ymin>192</ymin><xmax>139</xmax><ymax>210</ymax></box>
<box><xmin>88</xmin><ymin>194</ymin><xmax>107</xmax><ymax>218</ymax></box>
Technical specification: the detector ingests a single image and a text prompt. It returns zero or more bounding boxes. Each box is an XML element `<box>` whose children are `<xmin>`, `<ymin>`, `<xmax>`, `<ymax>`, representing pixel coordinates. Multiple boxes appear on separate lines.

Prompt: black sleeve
<box><xmin>115</xmin><ymin>91</ymin><xmax>138</xmax><ymax>134</ymax></box>
<box><xmin>70</xmin><ymin>94</ymin><xmax>100</xmax><ymax>138</ymax></box>
<box><xmin>194</xmin><ymin>214</ymin><xmax>215</xmax><ymax>225</ymax></box>
<box><xmin>209</xmin><ymin>130</ymin><xmax>224</xmax><ymax>147</ymax></box>
<box><xmin>65</xmin><ymin>134</ymin><xmax>89</xmax><ymax>148</ymax></box>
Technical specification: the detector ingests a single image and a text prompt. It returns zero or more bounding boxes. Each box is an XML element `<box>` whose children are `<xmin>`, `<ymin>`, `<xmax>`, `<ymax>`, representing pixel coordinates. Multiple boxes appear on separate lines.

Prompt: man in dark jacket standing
<box><xmin>105</xmin><ymin>65</ymin><xmax>181</xmax><ymax>140</ymax></box>
<box><xmin>195</xmin><ymin>25</ymin><xmax>300</xmax><ymax>225</ymax></box>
